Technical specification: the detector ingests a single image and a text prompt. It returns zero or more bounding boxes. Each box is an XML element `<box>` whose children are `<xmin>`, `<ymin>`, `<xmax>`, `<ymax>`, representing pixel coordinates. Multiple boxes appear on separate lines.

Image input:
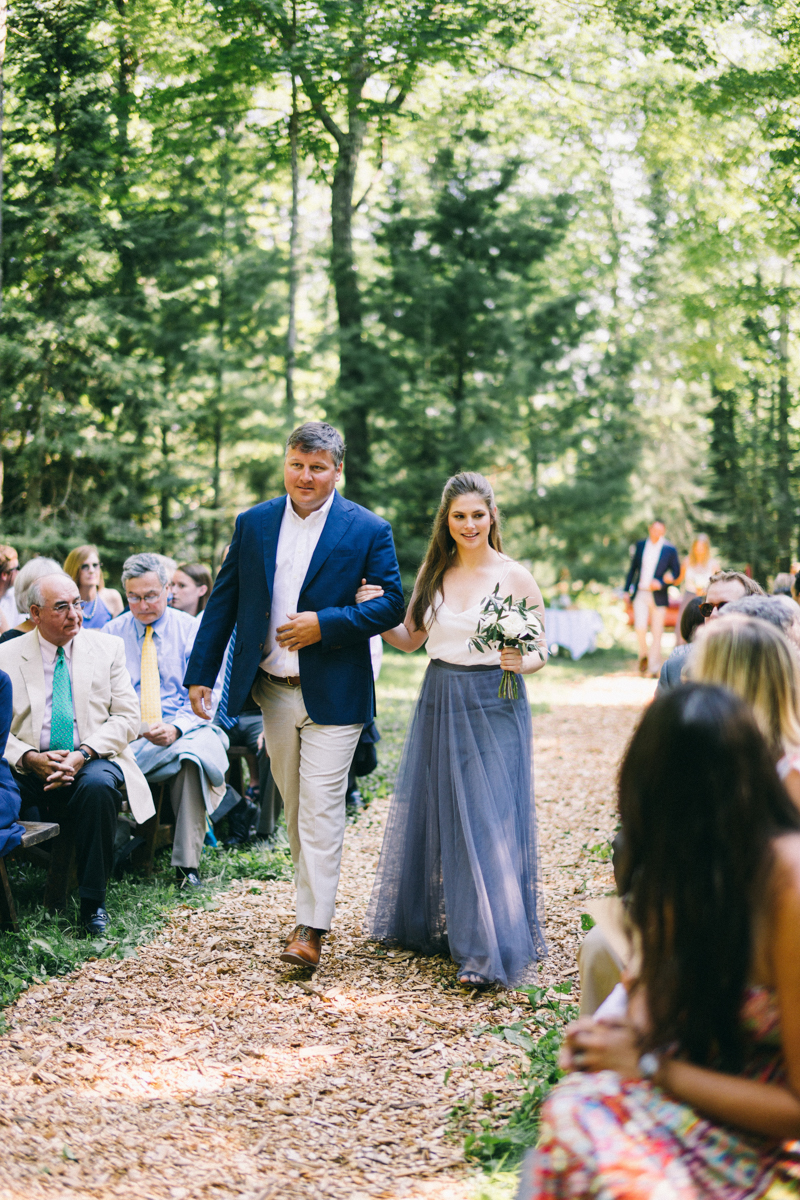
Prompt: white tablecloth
<box><xmin>544</xmin><ymin>608</ymin><xmax>604</xmax><ymax>661</ymax></box>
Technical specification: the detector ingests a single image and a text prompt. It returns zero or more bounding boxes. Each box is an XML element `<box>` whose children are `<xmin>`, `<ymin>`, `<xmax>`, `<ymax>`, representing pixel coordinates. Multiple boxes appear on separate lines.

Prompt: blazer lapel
<box><xmin>301</xmin><ymin>491</ymin><xmax>355</xmax><ymax>594</ymax></box>
<box><xmin>19</xmin><ymin>632</ymin><xmax>46</xmax><ymax>750</ymax></box>
<box><xmin>262</xmin><ymin>498</ymin><xmax>286</xmax><ymax>600</ymax></box>
<box><xmin>72</xmin><ymin>630</ymin><xmax>94</xmax><ymax>741</ymax></box>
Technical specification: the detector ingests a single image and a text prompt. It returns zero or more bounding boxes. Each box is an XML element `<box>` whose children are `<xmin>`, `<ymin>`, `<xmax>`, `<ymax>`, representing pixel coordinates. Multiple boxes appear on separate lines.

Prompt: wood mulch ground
<box><xmin>0</xmin><ymin>674</ymin><xmax>651</xmax><ymax>1200</ymax></box>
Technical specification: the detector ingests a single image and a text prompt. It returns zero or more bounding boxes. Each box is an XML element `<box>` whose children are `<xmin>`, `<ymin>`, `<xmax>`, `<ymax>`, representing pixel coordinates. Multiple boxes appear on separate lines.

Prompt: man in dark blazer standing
<box><xmin>185</xmin><ymin>422</ymin><xmax>405</xmax><ymax>969</ymax></box>
<box><xmin>624</xmin><ymin>518</ymin><xmax>680</xmax><ymax>677</ymax></box>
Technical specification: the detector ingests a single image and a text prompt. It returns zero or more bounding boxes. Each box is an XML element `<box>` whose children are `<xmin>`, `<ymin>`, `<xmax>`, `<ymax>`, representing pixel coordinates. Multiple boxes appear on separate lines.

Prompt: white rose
<box><xmin>498</xmin><ymin>611</ymin><xmax>528</xmax><ymax>639</ymax></box>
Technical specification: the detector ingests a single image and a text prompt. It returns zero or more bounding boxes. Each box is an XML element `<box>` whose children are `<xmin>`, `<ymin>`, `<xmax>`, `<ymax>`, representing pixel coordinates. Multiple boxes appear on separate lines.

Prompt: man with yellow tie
<box><xmin>103</xmin><ymin>554</ymin><xmax>229</xmax><ymax>886</ymax></box>
<box><xmin>0</xmin><ymin>571</ymin><xmax>151</xmax><ymax>935</ymax></box>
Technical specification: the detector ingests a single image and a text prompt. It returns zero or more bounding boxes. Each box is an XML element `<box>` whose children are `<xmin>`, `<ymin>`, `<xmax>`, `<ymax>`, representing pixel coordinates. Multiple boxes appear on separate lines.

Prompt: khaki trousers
<box><xmin>577</xmin><ymin>925</ymin><xmax>624</xmax><ymax>1016</ymax></box>
<box><xmin>252</xmin><ymin>674</ymin><xmax>362</xmax><ymax>930</ymax></box>
<box><xmin>170</xmin><ymin>762</ymin><xmax>207</xmax><ymax>870</ymax></box>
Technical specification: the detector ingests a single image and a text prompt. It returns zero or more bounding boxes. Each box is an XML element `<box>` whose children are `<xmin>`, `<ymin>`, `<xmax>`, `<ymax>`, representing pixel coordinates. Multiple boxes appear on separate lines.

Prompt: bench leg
<box><xmin>132</xmin><ymin>783</ymin><xmax>167</xmax><ymax>877</ymax></box>
<box><xmin>0</xmin><ymin>857</ymin><xmax>20</xmax><ymax>933</ymax></box>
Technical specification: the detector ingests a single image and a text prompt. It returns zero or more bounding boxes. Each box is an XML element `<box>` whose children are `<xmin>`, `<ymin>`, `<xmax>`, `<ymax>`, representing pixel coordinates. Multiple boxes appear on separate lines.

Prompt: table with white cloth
<box><xmin>544</xmin><ymin>608</ymin><xmax>604</xmax><ymax>661</ymax></box>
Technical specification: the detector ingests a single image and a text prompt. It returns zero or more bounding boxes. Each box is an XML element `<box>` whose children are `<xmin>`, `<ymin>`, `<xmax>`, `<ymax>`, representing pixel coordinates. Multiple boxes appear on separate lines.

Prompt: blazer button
<box><xmin>265</xmin><ymin>610</ymin><xmax>270</xmax><ymax>619</ymax></box>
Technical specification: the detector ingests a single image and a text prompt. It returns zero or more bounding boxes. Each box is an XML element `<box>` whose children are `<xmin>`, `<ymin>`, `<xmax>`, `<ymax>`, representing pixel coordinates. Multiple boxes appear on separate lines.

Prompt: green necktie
<box><xmin>50</xmin><ymin>646</ymin><xmax>75</xmax><ymax>751</ymax></box>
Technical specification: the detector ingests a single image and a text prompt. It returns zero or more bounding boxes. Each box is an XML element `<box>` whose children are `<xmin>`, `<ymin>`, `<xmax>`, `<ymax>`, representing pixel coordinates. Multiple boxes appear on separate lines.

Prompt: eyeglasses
<box><xmin>43</xmin><ymin>600</ymin><xmax>87</xmax><ymax>615</ymax></box>
<box><xmin>699</xmin><ymin>600</ymin><xmax>729</xmax><ymax>618</ymax></box>
<box><xmin>80</xmin><ymin>561</ymin><xmax>101</xmax><ymax>571</ymax></box>
<box><xmin>127</xmin><ymin>587</ymin><xmax>166</xmax><ymax>606</ymax></box>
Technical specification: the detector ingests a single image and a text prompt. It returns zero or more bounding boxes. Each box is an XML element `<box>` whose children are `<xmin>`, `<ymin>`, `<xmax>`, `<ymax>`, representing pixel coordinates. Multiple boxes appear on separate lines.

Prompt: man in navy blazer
<box><xmin>624</xmin><ymin>518</ymin><xmax>681</xmax><ymax>677</ymax></box>
<box><xmin>185</xmin><ymin>421</ymin><xmax>405</xmax><ymax>969</ymax></box>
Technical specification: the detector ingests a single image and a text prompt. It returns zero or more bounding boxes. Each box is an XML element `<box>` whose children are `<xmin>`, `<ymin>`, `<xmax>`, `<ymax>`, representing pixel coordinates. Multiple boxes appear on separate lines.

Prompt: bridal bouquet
<box><xmin>468</xmin><ymin>585</ymin><xmax>546</xmax><ymax>699</ymax></box>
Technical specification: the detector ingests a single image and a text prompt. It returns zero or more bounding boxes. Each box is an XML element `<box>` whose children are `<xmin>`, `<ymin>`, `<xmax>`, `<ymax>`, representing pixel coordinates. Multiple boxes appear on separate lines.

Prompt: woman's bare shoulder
<box><xmin>503</xmin><ymin>560</ymin><xmax>543</xmax><ymax>601</ymax></box>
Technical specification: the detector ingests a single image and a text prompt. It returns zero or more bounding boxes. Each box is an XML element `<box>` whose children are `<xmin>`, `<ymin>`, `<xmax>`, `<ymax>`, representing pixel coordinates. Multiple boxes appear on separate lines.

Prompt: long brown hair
<box><xmin>411</xmin><ymin>472</ymin><xmax>503</xmax><ymax>632</ymax></box>
<box><xmin>175</xmin><ymin>562</ymin><xmax>212</xmax><ymax>613</ymax></box>
<box><xmin>64</xmin><ymin>545</ymin><xmax>104</xmax><ymax>591</ymax></box>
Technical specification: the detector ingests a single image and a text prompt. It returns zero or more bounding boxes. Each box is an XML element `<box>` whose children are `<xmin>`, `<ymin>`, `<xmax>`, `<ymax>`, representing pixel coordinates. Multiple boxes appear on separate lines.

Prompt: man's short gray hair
<box><xmin>27</xmin><ymin>571</ymin><xmax>75</xmax><ymax>610</ymax></box>
<box><xmin>121</xmin><ymin>553</ymin><xmax>170</xmax><ymax>587</ymax></box>
<box><xmin>14</xmin><ymin>558</ymin><xmax>62</xmax><ymax>615</ymax></box>
<box><xmin>725</xmin><ymin>594</ymin><xmax>796</xmax><ymax>632</ymax></box>
<box><xmin>286</xmin><ymin>421</ymin><xmax>345</xmax><ymax>468</ymax></box>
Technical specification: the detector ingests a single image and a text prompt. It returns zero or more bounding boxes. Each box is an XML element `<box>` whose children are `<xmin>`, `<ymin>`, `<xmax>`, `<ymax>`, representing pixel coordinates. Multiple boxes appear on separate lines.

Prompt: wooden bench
<box><xmin>0</xmin><ymin>821</ymin><xmax>61</xmax><ymax>932</ymax></box>
<box><xmin>131</xmin><ymin>782</ymin><xmax>174</xmax><ymax>877</ymax></box>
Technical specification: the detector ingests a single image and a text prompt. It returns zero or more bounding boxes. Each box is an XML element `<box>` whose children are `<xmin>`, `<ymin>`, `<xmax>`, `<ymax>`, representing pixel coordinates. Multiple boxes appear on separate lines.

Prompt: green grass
<box><xmin>0</xmin><ymin>838</ymin><xmax>293</xmax><ymax>1021</ymax></box>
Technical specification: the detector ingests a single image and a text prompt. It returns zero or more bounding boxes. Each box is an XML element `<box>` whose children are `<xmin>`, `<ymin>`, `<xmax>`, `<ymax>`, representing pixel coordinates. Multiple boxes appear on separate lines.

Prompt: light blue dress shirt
<box><xmin>102</xmin><ymin>607</ymin><xmax>203</xmax><ymax>735</ymax></box>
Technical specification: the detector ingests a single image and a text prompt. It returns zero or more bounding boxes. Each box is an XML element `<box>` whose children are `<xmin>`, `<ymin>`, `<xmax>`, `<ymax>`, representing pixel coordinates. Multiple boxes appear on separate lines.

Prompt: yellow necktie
<box><xmin>140</xmin><ymin>625</ymin><xmax>162</xmax><ymax>723</ymax></box>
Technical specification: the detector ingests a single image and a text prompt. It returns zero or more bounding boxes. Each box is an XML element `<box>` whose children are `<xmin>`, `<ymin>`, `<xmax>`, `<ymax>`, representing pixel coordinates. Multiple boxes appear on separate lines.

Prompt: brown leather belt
<box><xmin>260</xmin><ymin>670</ymin><xmax>301</xmax><ymax>688</ymax></box>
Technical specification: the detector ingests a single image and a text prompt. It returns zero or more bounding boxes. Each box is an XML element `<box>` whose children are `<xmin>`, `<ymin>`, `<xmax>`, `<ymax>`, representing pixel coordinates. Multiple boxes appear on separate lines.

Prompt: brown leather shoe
<box><xmin>638</xmin><ymin>656</ymin><xmax>648</xmax><ymax>676</ymax></box>
<box><xmin>280</xmin><ymin>924</ymin><xmax>322</xmax><ymax>968</ymax></box>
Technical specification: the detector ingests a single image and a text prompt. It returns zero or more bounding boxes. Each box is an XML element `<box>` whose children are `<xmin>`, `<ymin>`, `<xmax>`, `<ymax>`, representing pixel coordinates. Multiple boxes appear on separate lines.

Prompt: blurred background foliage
<box><xmin>2</xmin><ymin>0</ymin><xmax>800</xmax><ymax>589</ymax></box>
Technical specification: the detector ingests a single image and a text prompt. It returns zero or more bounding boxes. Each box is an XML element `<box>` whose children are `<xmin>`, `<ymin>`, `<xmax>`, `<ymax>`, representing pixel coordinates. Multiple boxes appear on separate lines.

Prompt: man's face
<box><xmin>704</xmin><ymin>579</ymin><xmax>746</xmax><ymax>619</ymax></box>
<box><xmin>0</xmin><ymin>556</ymin><xmax>19</xmax><ymax>592</ymax></box>
<box><xmin>30</xmin><ymin>575</ymin><xmax>83</xmax><ymax>646</ymax></box>
<box><xmin>648</xmin><ymin>521</ymin><xmax>665</xmax><ymax>543</ymax></box>
<box><xmin>125</xmin><ymin>571</ymin><xmax>169</xmax><ymax>625</ymax></box>
<box><xmin>284</xmin><ymin>448</ymin><xmax>342</xmax><ymax>517</ymax></box>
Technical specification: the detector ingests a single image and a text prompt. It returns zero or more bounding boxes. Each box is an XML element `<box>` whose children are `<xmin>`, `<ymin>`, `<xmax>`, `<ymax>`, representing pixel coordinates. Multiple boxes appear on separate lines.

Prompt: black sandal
<box><xmin>457</xmin><ymin>971</ymin><xmax>492</xmax><ymax>989</ymax></box>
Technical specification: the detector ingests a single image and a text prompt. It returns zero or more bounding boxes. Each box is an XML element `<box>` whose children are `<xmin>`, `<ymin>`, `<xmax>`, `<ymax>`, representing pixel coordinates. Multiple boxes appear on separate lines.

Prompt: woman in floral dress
<box><xmin>521</xmin><ymin>683</ymin><xmax>800</xmax><ymax>1200</ymax></box>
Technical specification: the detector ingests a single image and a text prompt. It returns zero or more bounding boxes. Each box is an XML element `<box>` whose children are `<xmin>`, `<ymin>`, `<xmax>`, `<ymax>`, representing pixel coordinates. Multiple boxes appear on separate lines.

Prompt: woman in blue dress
<box><xmin>63</xmin><ymin>545</ymin><xmax>123</xmax><ymax>629</ymax></box>
<box><xmin>359</xmin><ymin>472</ymin><xmax>548</xmax><ymax>988</ymax></box>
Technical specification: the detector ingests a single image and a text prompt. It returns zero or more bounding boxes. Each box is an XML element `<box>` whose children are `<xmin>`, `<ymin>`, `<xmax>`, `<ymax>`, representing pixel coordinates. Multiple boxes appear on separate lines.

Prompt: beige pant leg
<box><xmin>170</xmin><ymin>762</ymin><xmax>207</xmax><ymax>870</ymax></box>
<box><xmin>578</xmin><ymin>925</ymin><xmax>624</xmax><ymax>1016</ymax></box>
<box><xmin>649</xmin><ymin>602</ymin><xmax>666</xmax><ymax>673</ymax></box>
<box><xmin>254</xmin><ymin>676</ymin><xmax>362</xmax><ymax>930</ymax></box>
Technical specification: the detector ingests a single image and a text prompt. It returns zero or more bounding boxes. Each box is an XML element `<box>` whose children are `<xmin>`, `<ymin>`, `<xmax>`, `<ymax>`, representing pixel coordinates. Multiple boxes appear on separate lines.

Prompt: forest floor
<box><xmin>0</xmin><ymin>649</ymin><xmax>655</xmax><ymax>1200</ymax></box>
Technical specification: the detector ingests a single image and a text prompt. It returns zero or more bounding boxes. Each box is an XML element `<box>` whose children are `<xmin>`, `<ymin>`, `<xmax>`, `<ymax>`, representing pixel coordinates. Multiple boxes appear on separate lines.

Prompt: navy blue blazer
<box><xmin>0</xmin><ymin>669</ymin><xmax>23</xmax><ymax>858</ymax></box>
<box><xmin>184</xmin><ymin>491</ymin><xmax>406</xmax><ymax>726</ymax></box>
<box><xmin>624</xmin><ymin>539</ymin><xmax>681</xmax><ymax>607</ymax></box>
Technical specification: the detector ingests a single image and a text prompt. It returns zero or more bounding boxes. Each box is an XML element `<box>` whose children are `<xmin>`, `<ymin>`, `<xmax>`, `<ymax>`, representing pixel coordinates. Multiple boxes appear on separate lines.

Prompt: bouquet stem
<box><xmin>499</xmin><ymin>669</ymin><xmax>519</xmax><ymax>700</ymax></box>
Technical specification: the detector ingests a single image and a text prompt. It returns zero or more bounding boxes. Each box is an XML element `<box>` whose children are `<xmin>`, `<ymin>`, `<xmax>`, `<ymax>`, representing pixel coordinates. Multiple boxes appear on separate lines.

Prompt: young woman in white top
<box><xmin>358</xmin><ymin>472</ymin><xmax>548</xmax><ymax>988</ymax></box>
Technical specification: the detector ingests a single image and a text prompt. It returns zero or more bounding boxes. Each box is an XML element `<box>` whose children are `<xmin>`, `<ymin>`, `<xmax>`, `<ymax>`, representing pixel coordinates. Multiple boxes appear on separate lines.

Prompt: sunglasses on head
<box><xmin>699</xmin><ymin>599</ymin><xmax>728</xmax><ymax>618</ymax></box>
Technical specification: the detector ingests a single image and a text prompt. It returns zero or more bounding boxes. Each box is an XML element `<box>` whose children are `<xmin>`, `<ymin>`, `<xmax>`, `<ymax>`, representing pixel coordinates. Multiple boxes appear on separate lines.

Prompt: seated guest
<box><xmin>702</xmin><ymin>568</ymin><xmax>764</xmax><ymax>618</ymax></box>
<box><xmin>0</xmin><ymin>572</ymin><xmax>151</xmax><ymax>934</ymax></box>
<box><xmin>773</xmin><ymin>571</ymin><xmax>794</xmax><ymax>597</ymax></box>
<box><xmin>103</xmin><ymin>553</ymin><xmax>229</xmax><ymax>886</ymax></box>
<box><xmin>0</xmin><ymin>557</ymin><xmax>61</xmax><ymax>644</ymax></box>
<box><xmin>0</xmin><ymin>668</ymin><xmax>24</xmax><ymax>857</ymax></box>
<box><xmin>691</xmin><ymin>615</ymin><xmax>800</xmax><ymax>808</ymax></box>
<box><xmin>0</xmin><ymin>545</ymin><xmax>20</xmax><ymax>634</ymax></box>
<box><xmin>63</xmin><ymin>545</ymin><xmax>123</xmax><ymax>628</ymax></box>
<box><xmin>169</xmin><ymin>563</ymin><xmax>212</xmax><ymax>618</ymax></box>
<box><xmin>724</xmin><ymin>592</ymin><xmax>800</xmax><ymax>663</ymax></box>
<box><xmin>522</xmin><ymin>684</ymin><xmax>800</xmax><ymax>1199</ymax></box>
<box><xmin>655</xmin><ymin>596</ymin><xmax>705</xmax><ymax>694</ymax></box>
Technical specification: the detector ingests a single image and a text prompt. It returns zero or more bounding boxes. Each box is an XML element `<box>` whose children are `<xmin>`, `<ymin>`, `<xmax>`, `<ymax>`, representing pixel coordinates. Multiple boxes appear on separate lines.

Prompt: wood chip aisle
<box><xmin>0</xmin><ymin>679</ymin><xmax>648</xmax><ymax>1200</ymax></box>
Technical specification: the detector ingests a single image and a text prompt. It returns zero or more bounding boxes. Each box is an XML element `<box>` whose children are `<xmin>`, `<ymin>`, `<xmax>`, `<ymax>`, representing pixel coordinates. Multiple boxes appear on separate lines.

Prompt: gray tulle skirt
<box><xmin>365</xmin><ymin>659</ymin><xmax>547</xmax><ymax>987</ymax></box>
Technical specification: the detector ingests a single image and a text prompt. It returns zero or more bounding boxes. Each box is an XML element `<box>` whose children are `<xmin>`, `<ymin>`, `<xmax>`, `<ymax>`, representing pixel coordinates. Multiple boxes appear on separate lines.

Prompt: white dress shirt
<box><xmin>260</xmin><ymin>491</ymin><xmax>336</xmax><ymax>677</ymax></box>
<box><xmin>39</xmin><ymin>634</ymin><xmax>79</xmax><ymax>750</ymax></box>
<box><xmin>639</xmin><ymin>537</ymin><xmax>664</xmax><ymax>592</ymax></box>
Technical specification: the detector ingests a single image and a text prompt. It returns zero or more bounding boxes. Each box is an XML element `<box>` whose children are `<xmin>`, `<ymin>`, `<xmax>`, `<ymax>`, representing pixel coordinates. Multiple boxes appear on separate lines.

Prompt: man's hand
<box><xmin>276</xmin><ymin>612</ymin><xmax>321</xmax><ymax>652</ymax></box>
<box><xmin>649</xmin><ymin>579</ymin><xmax>661</xmax><ymax>591</ymax></box>
<box><xmin>21</xmin><ymin>749</ymin><xmax>85</xmax><ymax>791</ymax></box>
<box><xmin>141</xmin><ymin>723</ymin><xmax>180</xmax><ymax>747</ymax></box>
<box><xmin>189</xmin><ymin>685</ymin><xmax>213</xmax><ymax>721</ymax></box>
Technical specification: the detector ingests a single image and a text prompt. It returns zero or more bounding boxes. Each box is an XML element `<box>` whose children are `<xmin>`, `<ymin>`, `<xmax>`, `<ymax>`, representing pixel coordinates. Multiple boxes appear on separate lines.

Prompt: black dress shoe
<box><xmin>82</xmin><ymin>906</ymin><xmax>110</xmax><ymax>937</ymax></box>
<box><xmin>345</xmin><ymin>787</ymin><xmax>364</xmax><ymax>811</ymax></box>
<box><xmin>176</xmin><ymin>867</ymin><xmax>203</xmax><ymax>888</ymax></box>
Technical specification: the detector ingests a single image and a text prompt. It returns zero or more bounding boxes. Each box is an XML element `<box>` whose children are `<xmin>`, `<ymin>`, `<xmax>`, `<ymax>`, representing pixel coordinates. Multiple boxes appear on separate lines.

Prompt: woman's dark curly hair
<box><xmin>618</xmin><ymin>682</ymin><xmax>800</xmax><ymax>1070</ymax></box>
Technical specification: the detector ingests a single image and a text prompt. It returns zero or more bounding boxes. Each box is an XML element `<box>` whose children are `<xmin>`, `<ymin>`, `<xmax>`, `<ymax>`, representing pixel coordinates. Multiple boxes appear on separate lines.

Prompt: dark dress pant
<box><xmin>15</xmin><ymin>758</ymin><xmax>123</xmax><ymax>904</ymax></box>
<box><xmin>226</xmin><ymin>712</ymin><xmax>283</xmax><ymax>838</ymax></box>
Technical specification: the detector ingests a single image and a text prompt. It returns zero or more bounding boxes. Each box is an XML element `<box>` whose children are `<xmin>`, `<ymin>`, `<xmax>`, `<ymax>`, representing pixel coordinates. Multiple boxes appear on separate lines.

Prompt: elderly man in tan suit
<box><xmin>0</xmin><ymin>571</ymin><xmax>151</xmax><ymax>936</ymax></box>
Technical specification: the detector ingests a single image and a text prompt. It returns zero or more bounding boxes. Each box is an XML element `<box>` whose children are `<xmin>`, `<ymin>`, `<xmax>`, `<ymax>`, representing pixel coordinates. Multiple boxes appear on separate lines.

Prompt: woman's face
<box><xmin>170</xmin><ymin>570</ymin><xmax>207</xmax><ymax>615</ymax></box>
<box><xmin>693</xmin><ymin>539</ymin><xmax>710</xmax><ymax>565</ymax></box>
<box><xmin>447</xmin><ymin>493</ymin><xmax>494</xmax><ymax>551</ymax></box>
<box><xmin>79</xmin><ymin>552</ymin><xmax>101</xmax><ymax>590</ymax></box>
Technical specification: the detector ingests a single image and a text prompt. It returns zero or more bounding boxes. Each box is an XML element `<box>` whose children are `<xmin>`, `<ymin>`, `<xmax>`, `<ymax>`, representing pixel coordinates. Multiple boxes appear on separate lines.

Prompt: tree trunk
<box><xmin>330</xmin><ymin>119</ymin><xmax>368</xmax><ymax>503</ymax></box>
<box><xmin>285</xmin><ymin>67</ymin><xmax>299</xmax><ymax>426</ymax></box>
<box><xmin>776</xmin><ymin>287</ymin><xmax>792</xmax><ymax>572</ymax></box>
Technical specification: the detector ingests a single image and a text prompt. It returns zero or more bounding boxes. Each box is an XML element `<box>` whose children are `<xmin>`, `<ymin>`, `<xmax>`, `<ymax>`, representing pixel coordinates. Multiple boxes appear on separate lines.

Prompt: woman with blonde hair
<box><xmin>690</xmin><ymin>615</ymin><xmax>800</xmax><ymax>807</ymax></box>
<box><xmin>63</xmin><ymin>545</ymin><xmax>123</xmax><ymax>628</ymax></box>
<box><xmin>676</xmin><ymin>533</ymin><xmax>720</xmax><ymax>643</ymax></box>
